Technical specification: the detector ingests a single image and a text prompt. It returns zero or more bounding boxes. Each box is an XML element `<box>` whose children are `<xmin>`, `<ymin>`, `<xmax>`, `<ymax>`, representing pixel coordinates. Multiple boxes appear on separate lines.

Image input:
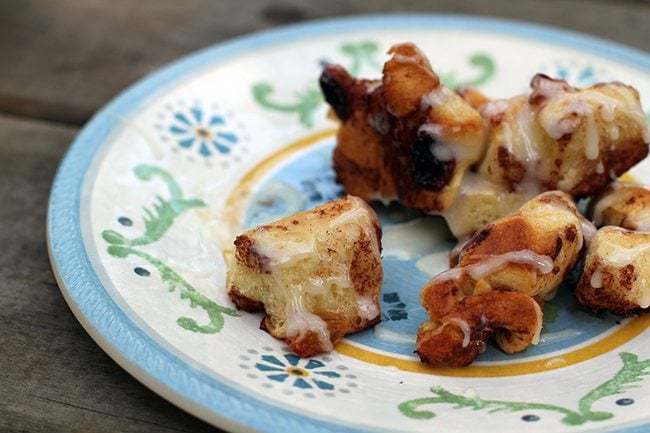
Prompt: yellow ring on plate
<box><xmin>225</xmin><ymin>129</ymin><xmax>650</xmax><ymax>377</ymax></box>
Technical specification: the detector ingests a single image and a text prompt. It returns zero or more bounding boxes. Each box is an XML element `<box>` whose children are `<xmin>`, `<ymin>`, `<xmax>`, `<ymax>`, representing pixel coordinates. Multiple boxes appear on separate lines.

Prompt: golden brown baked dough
<box><xmin>590</xmin><ymin>182</ymin><xmax>650</xmax><ymax>231</ymax></box>
<box><xmin>320</xmin><ymin>42</ymin><xmax>486</xmax><ymax>212</ymax></box>
<box><xmin>226</xmin><ymin>195</ymin><xmax>383</xmax><ymax>357</ymax></box>
<box><xmin>448</xmin><ymin>75</ymin><xmax>649</xmax><ymax>238</ymax></box>
<box><xmin>479</xmin><ymin>75</ymin><xmax>649</xmax><ymax>199</ymax></box>
<box><xmin>417</xmin><ymin>191</ymin><xmax>588</xmax><ymax>366</ymax></box>
<box><xmin>417</xmin><ymin>291</ymin><xmax>543</xmax><ymax>367</ymax></box>
<box><xmin>576</xmin><ymin>226</ymin><xmax>650</xmax><ymax>315</ymax></box>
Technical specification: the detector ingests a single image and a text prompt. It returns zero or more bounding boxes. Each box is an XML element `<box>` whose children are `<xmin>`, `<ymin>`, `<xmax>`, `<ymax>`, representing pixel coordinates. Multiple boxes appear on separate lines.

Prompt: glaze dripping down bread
<box><xmin>226</xmin><ymin>195</ymin><xmax>383</xmax><ymax>357</ymax></box>
<box><xmin>576</xmin><ymin>226</ymin><xmax>650</xmax><ymax>315</ymax></box>
<box><xmin>320</xmin><ymin>43</ymin><xmax>650</xmax><ymax>239</ymax></box>
<box><xmin>575</xmin><ymin>184</ymin><xmax>650</xmax><ymax>315</ymax></box>
<box><xmin>589</xmin><ymin>181</ymin><xmax>650</xmax><ymax>231</ymax></box>
<box><xmin>416</xmin><ymin>191</ymin><xmax>588</xmax><ymax>367</ymax></box>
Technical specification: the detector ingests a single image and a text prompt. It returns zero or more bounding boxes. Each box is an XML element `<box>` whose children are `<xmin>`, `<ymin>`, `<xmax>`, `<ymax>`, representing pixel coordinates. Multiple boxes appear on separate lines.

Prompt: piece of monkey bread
<box><xmin>590</xmin><ymin>182</ymin><xmax>650</xmax><ymax>231</ymax></box>
<box><xmin>417</xmin><ymin>191</ymin><xmax>590</xmax><ymax>367</ymax></box>
<box><xmin>445</xmin><ymin>75</ymin><xmax>650</xmax><ymax>239</ymax></box>
<box><xmin>226</xmin><ymin>195</ymin><xmax>383</xmax><ymax>357</ymax></box>
<box><xmin>320</xmin><ymin>42</ymin><xmax>486</xmax><ymax>212</ymax></box>
<box><xmin>479</xmin><ymin>74</ymin><xmax>649</xmax><ymax>198</ymax></box>
<box><xmin>576</xmin><ymin>226</ymin><xmax>650</xmax><ymax>315</ymax></box>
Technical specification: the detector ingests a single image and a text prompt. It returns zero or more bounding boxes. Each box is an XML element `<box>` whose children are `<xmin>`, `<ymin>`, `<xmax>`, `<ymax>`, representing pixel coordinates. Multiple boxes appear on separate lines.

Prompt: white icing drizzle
<box><xmin>431</xmin><ymin>250</ymin><xmax>554</xmax><ymax>284</ymax></box>
<box><xmin>590</xmin><ymin>268</ymin><xmax>604</xmax><ymax>288</ymax></box>
<box><xmin>421</xmin><ymin>86</ymin><xmax>454</xmax><ymax>110</ymax></box>
<box><xmin>467</xmin><ymin>250</ymin><xmax>554</xmax><ymax>280</ymax></box>
<box><xmin>603</xmin><ymin>242</ymin><xmax>650</xmax><ymax>267</ymax></box>
<box><xmin>480</xmin><ymin>99</ymin><xmax>510</xmax><ymax>120</ymax></box>
<box><xmin>584</xmin><ymin>112</ymin><xmax>600</xmax><ymax>160</ymax></box>
<box><xmin>365</xmin><ymin>81</ymin><xmax>381</xmax><ymax>93</ymax></box>
<box><xmin>285</xmin><ymin>311</ymin><xmax>333</xmax><ymax>351</ymax></box>
<box><xmin>418</xmin><ymin>123</ymin><xmax>481</xmax><ymax>164</ymax></box>
<box><xmin>252</xmin><ymin>235</ymin><xmax>316</xmax><ymax>268</ymax></box>
<box><xmin>540</xmin><ymin>98</ymin><xmax>587</xmax><ymax>139</ymax></box>
<box><xmin>596</xmin><ymin>161</ymin><xmax>605</xmax><ymax>174</ymax></box>
<box><xmin>534</xmin><ymin>77</ymin><xmax>570</xmax><ymax>100</ymax></box>
<box><xmin>446</xmin><ymin>318</ymin><xmax>472</xmax><ymax>348</ymax></box>
<box><xmin>357</xmin><ymin>296</ymin><xmax>379</xmax><ymax>321</ymax></box>
<box><xmin>432</xmin><ymin>144</ymin><xmax>455</xmax><ymax>162</ymax></box>
<box><xmin>392</xmin><ymin>54</ymin><xmax>420</xmax><ymax>65</ymax></box>
<box><xmin>248</xmin><ymin>197</ymin><xmax>381</xmax><ymax>354</ymax></box>
<box><xmin>539</xmin><ymin>92</ymin><xmax>623</xmax><ymax>161</ymax></box>
<box><xmin>580</xmin><ymin>219</ymin><xmax>597</xmax><ymax>246</ymax></box>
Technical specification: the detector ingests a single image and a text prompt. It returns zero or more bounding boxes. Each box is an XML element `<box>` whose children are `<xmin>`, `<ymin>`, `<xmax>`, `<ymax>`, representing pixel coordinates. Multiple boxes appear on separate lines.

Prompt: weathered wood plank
<box><xmin>1</xmin><ymin>2</ymin><xmax>650</xmax><ymax>432</ymax></box>
<box><xmin>0</xmin><ymin>114</ymin><xmax>219</xmax><ymax>433</ymax></box>
<box><xmin>0</xmin><ymin>0</ymin><xmax>648</xmax><ymax>125</ymax></box>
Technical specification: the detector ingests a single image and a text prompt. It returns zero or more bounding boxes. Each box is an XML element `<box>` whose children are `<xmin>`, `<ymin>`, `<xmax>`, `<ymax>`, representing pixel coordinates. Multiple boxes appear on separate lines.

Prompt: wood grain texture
<box><xmin>0</xmin><ymin>0</ymin><xmax>648</xmax><ymax>125</ymax></box>
<box><xmin>0</xmin><ymin>115</ymin><xmax>219</xmax><ymax>433</ymax></box>
<box><xmin>0</xmin><ymin>1</ymin><xmax>649</xmax><ymax>432</ymax></box>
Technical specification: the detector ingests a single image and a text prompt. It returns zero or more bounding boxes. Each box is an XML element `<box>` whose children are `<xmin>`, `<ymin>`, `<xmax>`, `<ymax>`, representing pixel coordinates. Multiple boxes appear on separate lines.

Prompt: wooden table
<box><xmin>1</xmin><ymin>1</ymin><xmax>648</xmax><ymax>432</ymax></box>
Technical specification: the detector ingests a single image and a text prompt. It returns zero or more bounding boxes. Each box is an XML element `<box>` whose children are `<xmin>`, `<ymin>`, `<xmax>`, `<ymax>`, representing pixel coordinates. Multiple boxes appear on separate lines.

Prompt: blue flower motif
<box><xmin>382</xmin><ymin>292</ymin><xmax>408</xmax><ymax>321</ymax></box>
<box><xmin>254</xmin><ymin>353</ymin><xmax>341</xmax><ymax>390</ymax></box>
<box><xmin>300</xmin><ymin>173</ymin><xmax>344</xmax><ymax>206</ymax></box>
<box><xmin>539</xmin><ymin>61</ymin><xmax>612</xmax><ymax>87</ymax></box>
<box><xmin>168</xmin><ymin>105</ymin><xmax>238</xmax><ymax>157</ymax></box>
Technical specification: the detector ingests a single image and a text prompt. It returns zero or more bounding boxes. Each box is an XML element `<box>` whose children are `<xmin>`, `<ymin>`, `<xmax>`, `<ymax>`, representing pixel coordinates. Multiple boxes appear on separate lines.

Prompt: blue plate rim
<box><xmin>47</xmin><ymin>13</ymin><xmax>650</xmax><ymax>433</ymax></box>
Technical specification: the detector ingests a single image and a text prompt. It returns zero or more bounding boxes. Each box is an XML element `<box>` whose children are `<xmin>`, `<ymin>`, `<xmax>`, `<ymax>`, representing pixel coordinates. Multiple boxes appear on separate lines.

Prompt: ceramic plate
<box><xmin>47</xmin><ymin>15</ymin><xmax>650</xmax><ymax>433</ymax></box>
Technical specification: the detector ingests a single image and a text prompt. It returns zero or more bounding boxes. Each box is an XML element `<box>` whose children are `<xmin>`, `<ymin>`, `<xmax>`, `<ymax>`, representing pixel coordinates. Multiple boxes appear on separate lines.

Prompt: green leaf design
<box><xmin>399</xmin><ymin>386</ymin><xmax>585</xmax><ymax>425</ymax></box>
<box><xmin>102</xmin><ymin>165</ymin><xmax>239</xmax><ymax>334</ymax></box>
<box><xmin>251</xmin><ymin>83</ymin><xmax>323</xmax><ymax>127</ymax></box>
<box><xmin>578</xmin><ymin>352</ymin><xmax>650</xmax><ymax>421</ymax></box>
<box><xmin>105</xmin><ymin>164</ymin><xmax>206</xmax><ymax>248</ymax></box>
<box><xmin>109</xmin><ymin>246</ymin><xmax>240</xmax><ymax>333</ymax></box>
<box><xmin>340</xmin><ymin>41</ymin><xmax>379</xmax><ymax>76</ymax></box>
<box><xmin>399</xmin><ymin>352</ymin><xmax>650</xmax><ymax>426</ymax></box>
<box><xmin>102</xmin><ymin>230</ymin><xmax>128</xmax><ymax>245</ymax></box>
<box><xmin>440</xmin><ymin>53</ymin><xmax>496</xmax><ymax>89</ymax></box>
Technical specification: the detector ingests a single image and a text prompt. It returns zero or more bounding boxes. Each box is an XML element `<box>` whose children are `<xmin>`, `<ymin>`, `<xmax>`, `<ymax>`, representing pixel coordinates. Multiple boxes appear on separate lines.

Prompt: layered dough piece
<box><xmin>576</xmin><ymin>227</ymin><xmax>650</xmax><ymax>314</ymax></box>
<box><xmin>577</xmin><ymin>182</ymin><xmax>650</xmax><ymax>314</ymax></box>
<box><xmin>417</xmin><ymin>191</ymin><xmax>588</xmax><ymax>367</ymax></box>
<box><xmin>480</xmin><ymin>75</ymin><xmax>649</xmax><ymax>198</ymax></box>
<box><xmin>448</xmin><ymin>75</ymin><xmax>650</xmax><ymax>238</ymax></box>
<box><xmin>227</xmin><ymin>196</ymin><xmax>383</xmax><ymax>357</ymax></box>
<box><xmin>590</xmin><ymin>182</ymin><xmax>650</xmax><ymax>231</ymax></box>
<box><xmin>319</xmin><ymin>42</ymin><xmax>486</xmax><ymax>212</ymax></box>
